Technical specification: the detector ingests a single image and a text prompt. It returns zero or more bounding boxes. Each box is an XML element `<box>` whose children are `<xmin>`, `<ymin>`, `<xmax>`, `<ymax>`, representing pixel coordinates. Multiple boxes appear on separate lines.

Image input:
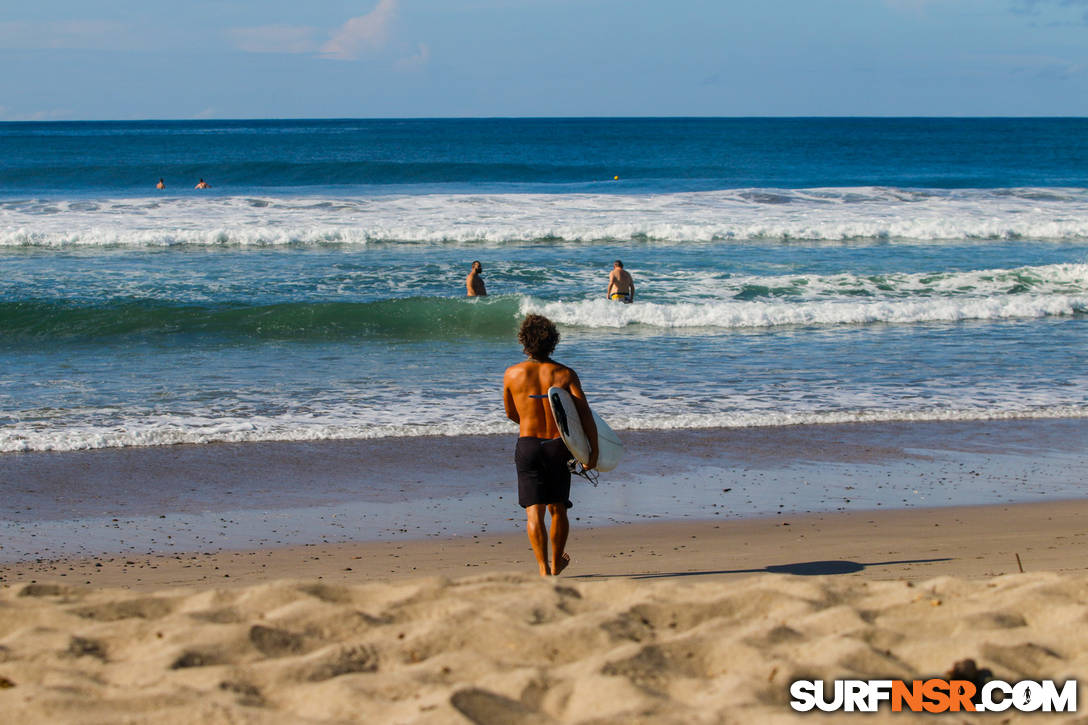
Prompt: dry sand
<box><xmin>1</xmin><ymin>570</ymin><xmax>1086</xmax><ymax>724</ymax></box>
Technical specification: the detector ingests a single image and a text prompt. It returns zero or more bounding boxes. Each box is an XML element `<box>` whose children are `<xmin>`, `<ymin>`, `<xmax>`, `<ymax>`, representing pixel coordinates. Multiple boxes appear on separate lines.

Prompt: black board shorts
<box><xmin>515</xmin><ymin>437</ymin><xmax>573</xmax><ymax>509</ymax></box>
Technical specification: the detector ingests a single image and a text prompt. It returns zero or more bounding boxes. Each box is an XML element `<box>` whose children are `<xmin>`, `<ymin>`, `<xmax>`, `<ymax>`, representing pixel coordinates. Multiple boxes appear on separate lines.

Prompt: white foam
<box><xmin>4</xmin><ymin>187</ymin><xmax>1088</xmax><ymax>247</ymax></box>
<box><xmin>3</xmin><ymin>404</ymin><xmax>1085</xmax><ymax>454</ymax></box>
<box><xmin>523</xmin><ymin>289</ymin><xmax>1088</xmax><ymax>332</ymax></box>
<box><xmin>609</xmin><ymin>405</ymin><xmax>1088</xmax><ymax>431</ymax></box>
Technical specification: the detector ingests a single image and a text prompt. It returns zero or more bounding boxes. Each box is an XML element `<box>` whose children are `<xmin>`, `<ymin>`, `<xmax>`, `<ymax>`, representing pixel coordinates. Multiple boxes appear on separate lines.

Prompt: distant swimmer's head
<box><xmin>614</xmin><ymin>260</ymin><xmax>623</xmax><ymax>269</ymax></box>
<box><xmin>472</xmin><ymin>260</ymin><xmax>483</xmax><ymax>273</ymax></box>
<box><xmin>519</xmin><ymin>314</ymin><xmax>559</xmax><ymax>361</ymax></box>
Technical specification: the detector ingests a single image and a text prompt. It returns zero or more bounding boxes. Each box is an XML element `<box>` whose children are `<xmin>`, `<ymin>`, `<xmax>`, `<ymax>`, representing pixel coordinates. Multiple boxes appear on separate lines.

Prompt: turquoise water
<box><xmin>1</xmin><ymin>119</ymin><xmax>1087</xmax><ymax>452</ymax></box>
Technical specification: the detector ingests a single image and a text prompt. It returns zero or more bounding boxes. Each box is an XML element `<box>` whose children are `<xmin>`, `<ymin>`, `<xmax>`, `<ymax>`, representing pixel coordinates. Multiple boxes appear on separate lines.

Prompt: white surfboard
<box><xmin>547</xmin><ymin>386</ymin><xmax>624</xmax><ymax>472</ymax></box>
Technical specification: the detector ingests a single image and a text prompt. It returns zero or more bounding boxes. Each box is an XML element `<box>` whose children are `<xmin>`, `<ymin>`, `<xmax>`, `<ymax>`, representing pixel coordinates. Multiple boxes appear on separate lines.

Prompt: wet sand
<box><xmin>2</xmin><ymin>418</ymin><xmax>1086</xmax><ymax>563</ymax></box>
<box><xmin>3</xmin><ymin>498</ymin><xmax>1088</xmax><ymax>591</ymax></box>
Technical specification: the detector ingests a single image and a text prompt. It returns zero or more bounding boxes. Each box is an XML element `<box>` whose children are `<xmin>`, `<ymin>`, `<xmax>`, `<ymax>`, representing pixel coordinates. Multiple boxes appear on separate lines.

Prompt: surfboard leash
<box><xmin>568</xmin><ymin>459</ymin><xmax>600</xmax><ymax>487</ymax></box>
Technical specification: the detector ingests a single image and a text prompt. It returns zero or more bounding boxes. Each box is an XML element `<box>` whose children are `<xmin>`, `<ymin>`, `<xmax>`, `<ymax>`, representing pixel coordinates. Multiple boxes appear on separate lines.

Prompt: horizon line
<box><xmin>3</xmin><ymin>114</ymin><xmax>1088</xmax><ymax>124</ymax></box>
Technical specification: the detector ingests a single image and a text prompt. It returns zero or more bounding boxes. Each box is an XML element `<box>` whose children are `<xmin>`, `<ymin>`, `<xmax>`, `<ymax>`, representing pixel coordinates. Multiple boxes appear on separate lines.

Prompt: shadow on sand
<box><xmin>573</xmin><ymin>557</ymin><xmax>953</xmax><ymax>580</ymax></box>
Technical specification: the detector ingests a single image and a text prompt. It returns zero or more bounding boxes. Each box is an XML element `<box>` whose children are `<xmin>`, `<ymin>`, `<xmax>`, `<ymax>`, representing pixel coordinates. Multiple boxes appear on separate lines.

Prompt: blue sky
<box><xmin>2</xmin><ymin>0</ymin><xmax>1087</xmax><ymax>120</ymax></box>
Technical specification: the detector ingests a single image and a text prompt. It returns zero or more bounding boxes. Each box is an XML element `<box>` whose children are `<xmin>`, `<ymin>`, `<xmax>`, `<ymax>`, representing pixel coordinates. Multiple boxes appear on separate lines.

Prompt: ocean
<box><xmin>1</xmin><ymin>118</ymin><xmax>1087</xmax><ymax>455</ymax></box>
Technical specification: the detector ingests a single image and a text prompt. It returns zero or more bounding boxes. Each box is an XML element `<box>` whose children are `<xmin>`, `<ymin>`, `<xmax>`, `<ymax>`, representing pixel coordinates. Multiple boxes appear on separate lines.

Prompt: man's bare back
<box><xmin>607</xmin><ymin>260</ymin><xmax>634</xmax><ymax>302</ymax></box>
<box><xmin>503</xmin><ymin>360</ymin><xmax>597</xmax><ymax>463</ymax></box>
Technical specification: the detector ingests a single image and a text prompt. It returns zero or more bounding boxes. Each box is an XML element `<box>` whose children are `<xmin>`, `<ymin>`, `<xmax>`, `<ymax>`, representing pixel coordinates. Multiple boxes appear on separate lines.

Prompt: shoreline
<box><xmin>2</xmin><ymin>417</ymin><xmax>1086</xmax><ymax>564</ymax></box>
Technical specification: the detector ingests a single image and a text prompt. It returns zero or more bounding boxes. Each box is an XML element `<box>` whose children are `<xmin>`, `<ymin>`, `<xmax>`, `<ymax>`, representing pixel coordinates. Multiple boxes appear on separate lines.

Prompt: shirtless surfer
<box><xmin>607</xmin><ymin>260</ymin><xmax>635</xmax><ymax>303</ymax></box>
<box><xmin>156</xmin><ymin>178</ymin><xmax>165</xmax><ymax>190</ymax></box>
<box><xmin>195</xmin><ymin>178</ymin><xmax>210</xmax><ymax>189</ymax></box>
<box><xmin>503</xmin><ymin>314</ymin><xmax>598</xmax><ymax>576</ymax></box>
<box><xmin>466</xmin><ymin>260</ymin><xmax>487</xmax><ymax>296</ymax></box>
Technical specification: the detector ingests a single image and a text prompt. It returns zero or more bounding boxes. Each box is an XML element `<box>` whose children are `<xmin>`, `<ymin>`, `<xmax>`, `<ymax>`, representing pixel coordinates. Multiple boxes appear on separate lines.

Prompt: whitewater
<box><xmin>5</xmin><ymin>187</ymin><xmax>1088</xmax><ymax>248</ymax></box>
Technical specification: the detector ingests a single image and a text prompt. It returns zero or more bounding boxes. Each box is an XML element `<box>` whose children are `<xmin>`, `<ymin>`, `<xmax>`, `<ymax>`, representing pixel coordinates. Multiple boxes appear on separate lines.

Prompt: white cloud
<box><xmin>395</xmin><ymin>42</ymin><xmax>430</xmax><ymax>71</ymax></box>
<box><xmin>321</xmin><ymin>0</ymin><xmax>398</xmax><ymax>60</ymax></box>
<box><xmin>229</xmin><ymin>24</ymin><xmax>320</xmax><ymax>55</ymax></box>
<box><xmin>226</xmin><ymin>1</ymin><xmax>416</xmax><ymax>65</ymax></box>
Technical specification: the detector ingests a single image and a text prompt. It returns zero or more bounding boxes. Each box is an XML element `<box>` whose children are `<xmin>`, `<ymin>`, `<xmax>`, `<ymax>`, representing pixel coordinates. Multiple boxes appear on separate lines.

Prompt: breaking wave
<box><xmin>4</xmin><ymin>187</ymin><xmax>1088</xmax><ymax>247</ymax></box>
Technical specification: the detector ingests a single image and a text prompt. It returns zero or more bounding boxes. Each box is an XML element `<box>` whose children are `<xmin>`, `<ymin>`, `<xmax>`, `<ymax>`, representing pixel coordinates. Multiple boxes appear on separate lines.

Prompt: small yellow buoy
<box><xmin>613</xmin><ymin>175</ymin><xmax>619</xmax><ymax>180</ymax></box>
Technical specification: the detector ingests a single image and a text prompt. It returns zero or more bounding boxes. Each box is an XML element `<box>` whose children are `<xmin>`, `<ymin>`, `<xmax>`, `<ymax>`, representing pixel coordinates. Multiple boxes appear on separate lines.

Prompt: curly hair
<box><xmin>518</xmin><ymin>314</ymin><xmax>559</xmax><ymax>360</ymax></box>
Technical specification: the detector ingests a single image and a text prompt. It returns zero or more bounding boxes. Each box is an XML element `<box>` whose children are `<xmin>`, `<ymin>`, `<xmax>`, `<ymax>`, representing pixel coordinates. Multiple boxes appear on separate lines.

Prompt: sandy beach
<box><xmin>1</xmin><ymin>419</ymin><xmax>1087</xmax><ymax>722</ymax></box>
<box><xmin>1</xmin><ymin>571</ymin><xmax>1086</xmax><ymax>725</ymax></box>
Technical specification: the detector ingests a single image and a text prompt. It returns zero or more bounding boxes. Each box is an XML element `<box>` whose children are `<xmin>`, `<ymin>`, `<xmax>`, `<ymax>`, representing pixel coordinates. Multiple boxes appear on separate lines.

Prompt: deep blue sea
<box><xmin>1</xmin><ymin>118</ymin><xmax>1086</xmax><ymax>453</ymax></box>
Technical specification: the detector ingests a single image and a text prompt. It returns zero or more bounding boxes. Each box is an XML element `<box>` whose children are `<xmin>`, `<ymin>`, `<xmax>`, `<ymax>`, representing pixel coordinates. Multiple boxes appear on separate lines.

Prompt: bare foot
<box><xmin>552</xmin><ymin>552</ymin><xmax>571</xmax><ymax>576</ymax></box>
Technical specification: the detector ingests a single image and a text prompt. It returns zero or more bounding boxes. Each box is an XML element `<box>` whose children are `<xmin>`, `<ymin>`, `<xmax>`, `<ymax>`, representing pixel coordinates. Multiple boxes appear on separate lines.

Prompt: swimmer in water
<box><xmin>606</xmin><ymin>260</ymin><xmax>634</xmax><ymax>303</ymax></box>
